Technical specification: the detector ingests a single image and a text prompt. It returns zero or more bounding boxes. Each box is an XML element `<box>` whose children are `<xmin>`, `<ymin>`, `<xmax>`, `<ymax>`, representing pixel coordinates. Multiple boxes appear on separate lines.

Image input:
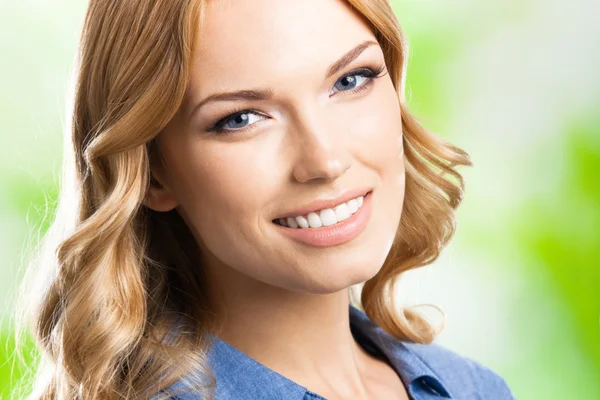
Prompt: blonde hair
<box><xmin>13</xmin><ymin>0</ymin><xmax>471</xmax><ymax>398</ymax></box>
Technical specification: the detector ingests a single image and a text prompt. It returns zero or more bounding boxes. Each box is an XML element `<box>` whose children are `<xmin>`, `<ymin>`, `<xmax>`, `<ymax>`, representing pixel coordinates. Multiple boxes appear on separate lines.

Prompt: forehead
<box><xmin>187</xmin><ymin>0</ymin><xmax>377</xmax><ymax>99</ymax></box>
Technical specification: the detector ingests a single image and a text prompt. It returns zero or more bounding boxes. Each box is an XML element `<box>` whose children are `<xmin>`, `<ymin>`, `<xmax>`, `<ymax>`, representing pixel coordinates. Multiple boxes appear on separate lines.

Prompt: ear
<box><xmin>143</xmin><ymin>169</ymin><xmax>179</xmax><ymax>212</ymax></box>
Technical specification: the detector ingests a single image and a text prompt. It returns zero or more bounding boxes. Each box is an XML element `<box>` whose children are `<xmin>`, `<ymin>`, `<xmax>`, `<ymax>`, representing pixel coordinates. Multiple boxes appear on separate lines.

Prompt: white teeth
<box><xmin>295</xmin><ymin>215</ymin><xmax>309</xmax><ymax>228</ymax></box>
<box><xmin>347</xmin><ymin>199</ymin><xmax>358</xmax><ymax>213</ymax></box>
<box><xmin>319</xmin><ymin>208</ymin><xmax>337</xmax><ymax>227</ymax></box>
<box><xmin>334</xmin><ymin>202</ymin><xmax>351</xmax><ymax>222</ymax></box>
<box><xmin>307</xmin><ymin>212</ymin><xmax>323</xmax><ymax>228</ymax></box>
<box><xmin>275</xmin><ymin>194</ymin><xmax>367</xmax><ymax>229</ymax></box>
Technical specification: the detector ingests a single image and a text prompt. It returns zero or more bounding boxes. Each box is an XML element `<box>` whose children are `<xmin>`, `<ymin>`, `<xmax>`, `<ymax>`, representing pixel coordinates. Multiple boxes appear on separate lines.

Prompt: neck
<box><xmin>206</xmin><ymin>264</ymin><xmax>376</xmax><ymax>399</ymax></box>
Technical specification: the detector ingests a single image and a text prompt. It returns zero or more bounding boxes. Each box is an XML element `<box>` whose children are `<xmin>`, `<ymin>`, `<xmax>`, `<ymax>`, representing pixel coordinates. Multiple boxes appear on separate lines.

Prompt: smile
<box><xmin>272</xmin><ymin>191</ymin><xmax>373</xmax><ymax>248</ymax></box>
<box><xmin>273</xmin><ymin>193</ymin><xmax>367</xmax><ymax>229</ymax></box>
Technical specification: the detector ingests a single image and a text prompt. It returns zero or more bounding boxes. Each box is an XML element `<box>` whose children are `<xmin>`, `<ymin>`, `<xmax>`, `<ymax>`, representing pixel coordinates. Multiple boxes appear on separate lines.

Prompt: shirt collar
<box><xmin>200</xmin><ymin>304</ymin><xmax>453</xmax><ymax>399</ymax></box>
<box><xmin>348</xmin><ymin>304</ymin><xmax>453</xmax><ymax>398</ymax></box>
<box><xmin>206</xmin><ymin>333</ymin><xmax>308</xmax><ymax>399</ymax></box>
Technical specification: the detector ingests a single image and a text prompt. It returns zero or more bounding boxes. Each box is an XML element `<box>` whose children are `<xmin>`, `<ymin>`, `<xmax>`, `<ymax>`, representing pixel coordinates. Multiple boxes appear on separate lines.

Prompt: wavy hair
<box><xmin>13</xmin><ymin>0</ymin><xmax>471</xmax><ymax>398</ymax></box>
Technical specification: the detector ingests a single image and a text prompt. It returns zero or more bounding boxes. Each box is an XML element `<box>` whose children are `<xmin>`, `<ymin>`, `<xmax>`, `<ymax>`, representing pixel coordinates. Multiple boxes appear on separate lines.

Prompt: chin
<box><xmin>299</xmin><ymin>264</ymin><xmax>381</xmax><ymax>295</ymax></box>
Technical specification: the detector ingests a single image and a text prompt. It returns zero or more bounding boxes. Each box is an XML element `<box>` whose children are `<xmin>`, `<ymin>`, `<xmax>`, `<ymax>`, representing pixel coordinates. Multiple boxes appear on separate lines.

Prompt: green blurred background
<box><xmin>1</xmin><ymin>0</ymin><xmax>598</xmax><ymax>398</ymax></box>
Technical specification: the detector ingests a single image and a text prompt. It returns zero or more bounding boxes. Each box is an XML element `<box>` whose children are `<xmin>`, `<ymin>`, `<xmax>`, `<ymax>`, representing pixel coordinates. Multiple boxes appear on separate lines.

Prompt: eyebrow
<box><xmin>188</xmin><ymin>39</ymin><xmax>379</xmax><ymax>121</ymax></box>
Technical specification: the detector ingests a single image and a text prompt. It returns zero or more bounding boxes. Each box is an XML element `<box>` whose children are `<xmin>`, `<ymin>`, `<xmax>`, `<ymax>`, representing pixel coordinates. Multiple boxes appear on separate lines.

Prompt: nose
<box><xmin>290</xmin><ymin>106</ymin><xmax>352</xmax><ymax>183</ymax></box>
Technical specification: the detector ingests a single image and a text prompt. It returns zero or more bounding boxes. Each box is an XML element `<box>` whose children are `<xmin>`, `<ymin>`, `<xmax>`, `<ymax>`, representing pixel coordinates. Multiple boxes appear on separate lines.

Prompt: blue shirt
<box><xmin>158</xmin><ymin>305</ymin><xmax>516</xmax><ymax>399</ymax></box>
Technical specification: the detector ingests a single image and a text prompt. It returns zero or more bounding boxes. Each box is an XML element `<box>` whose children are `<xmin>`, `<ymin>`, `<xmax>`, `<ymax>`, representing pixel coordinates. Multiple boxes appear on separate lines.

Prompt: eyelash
<box><xmin>206</xmin><ymin>63</ymin><xmax>388</xmax><ymax>135</ymax></box>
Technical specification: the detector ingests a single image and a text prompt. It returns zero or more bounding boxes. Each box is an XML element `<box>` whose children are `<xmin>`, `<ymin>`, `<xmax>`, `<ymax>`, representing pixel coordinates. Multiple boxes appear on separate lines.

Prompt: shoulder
<box><xmin>402</xmin><ymin>341</ymin><xmax>517</xmax><ymax>399</ymax></box>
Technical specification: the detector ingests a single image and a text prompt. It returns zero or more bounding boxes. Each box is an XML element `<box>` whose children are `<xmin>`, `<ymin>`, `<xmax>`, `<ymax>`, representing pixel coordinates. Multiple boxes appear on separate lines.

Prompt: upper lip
<box><xmin>274</xmin><ymin>187</ymin><xmax>372</xmax><ymax>220</ymax></box>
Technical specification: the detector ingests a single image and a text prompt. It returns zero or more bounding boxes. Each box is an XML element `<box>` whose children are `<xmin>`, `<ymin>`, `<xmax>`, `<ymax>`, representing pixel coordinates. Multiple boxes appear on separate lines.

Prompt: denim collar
<box><xmin>348</xmin><ymin>305</ymin><xmax>453</xmax><ymax>398</ymax></box>
<box><xmin>200</xmin><ymin>304</ymin><xmax>453</xmax><ymax>399</ymax></box>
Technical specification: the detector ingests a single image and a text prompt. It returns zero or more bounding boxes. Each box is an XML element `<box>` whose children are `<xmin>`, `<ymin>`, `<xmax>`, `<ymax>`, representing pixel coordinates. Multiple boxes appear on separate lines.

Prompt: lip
<box><xmin>273</xmin><ymin>186</ymin><xmax>372</xmax><ymax>220</ymax></box>
<box><xmin>273</xmin><ymin>190</ymin><xmax>373</xmax><ymax>248</ymax></box>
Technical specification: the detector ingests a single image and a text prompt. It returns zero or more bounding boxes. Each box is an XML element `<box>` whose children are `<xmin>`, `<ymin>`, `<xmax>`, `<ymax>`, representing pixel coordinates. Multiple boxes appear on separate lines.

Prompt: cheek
<box><xmin>349</xmin><ymin>84</ymin><xmax>406</xmax><ymax>237</ymax></box>
<box><xmin>164</xmin><ymin>138</ymin><xmax>280</xmax><ymax>265</ymax></box>
<box><xmin>170</xmin><ymin>138</ymin><xmax>276</xmax><ymax>215</ymax></box>
<box><xmin>348</xmin><ymin>84</ymin><xmax>404</xmax><ymax>175</ymax></box>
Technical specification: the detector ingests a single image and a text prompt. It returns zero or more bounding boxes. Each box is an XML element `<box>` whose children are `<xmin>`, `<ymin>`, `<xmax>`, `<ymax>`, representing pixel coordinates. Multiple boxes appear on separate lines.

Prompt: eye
<box><xmin>206</xmin><ymin>64</ymin><xmax>387</xmax><ymax>135</ymax></box>
<box><xmin>330</xmin><ymin>66</ymin><xmax>386</xmax><ymax>96</ymax></box>
<box><xmin>207</xmin><ymin>110</ymin><xmax>267</xmax><ymax>134</ymax></box>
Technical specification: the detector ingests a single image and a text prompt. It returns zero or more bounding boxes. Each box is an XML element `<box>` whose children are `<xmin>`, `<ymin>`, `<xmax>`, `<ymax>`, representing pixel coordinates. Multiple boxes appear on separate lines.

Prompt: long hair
<box><xmin>13</xmin><ymin>0</ymin><xmax>471</xmax><ymax>398</ymax></box>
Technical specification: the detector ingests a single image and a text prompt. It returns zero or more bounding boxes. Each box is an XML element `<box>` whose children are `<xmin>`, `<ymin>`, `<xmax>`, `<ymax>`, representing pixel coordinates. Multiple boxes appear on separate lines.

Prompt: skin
<box><xmin>144</xmin><ymin>0</ymin><xmax>407</xmax><ymax>398</ymax></box>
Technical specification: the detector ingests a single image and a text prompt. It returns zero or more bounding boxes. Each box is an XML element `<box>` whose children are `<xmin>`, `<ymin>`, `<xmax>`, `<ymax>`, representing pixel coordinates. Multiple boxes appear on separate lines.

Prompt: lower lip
<box><xmin>273</xmin><ymin>191</ymin><xmax>373</xmax><ymax>248</ymax></box>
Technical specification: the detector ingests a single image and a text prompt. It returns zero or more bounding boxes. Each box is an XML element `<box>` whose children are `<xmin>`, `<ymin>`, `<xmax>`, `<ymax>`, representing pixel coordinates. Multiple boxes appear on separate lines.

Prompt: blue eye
<box><xmin>331</xmin><ymin>68</ymin><xmax>380</xmax><ymax>95</ymax></box>
<box><xmin>216</xmin><ymin>112</ymin><xmax>266</xmax><ymax>131</ymax></box>
<box><xmin>206</xmin><ymin>64</ymin><xmax>387</xmax><ymax>135</ymax></box>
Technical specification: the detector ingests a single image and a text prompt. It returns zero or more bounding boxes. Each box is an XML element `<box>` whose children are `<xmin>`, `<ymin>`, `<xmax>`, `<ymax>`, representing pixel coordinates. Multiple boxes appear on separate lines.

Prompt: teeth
<box><xmin>319</xmin><ymin>208</ymin><xmax>337</xmax><ymax>227</ymax></box>
<box><xmin>295</xmin><ymin>215</ymin><xmax>309</xmax><ymax>228</ymax></box>
<box><xmin>334</xmin><ymin>202</ymin><xmax>351</xmax><ymax>222</ymax></box>
<box><xmin>275</xmin><ymin>194</ymin><xmax>366</xmax><ymax>229</ymax></box>
<box><xmin>286</xmin><ymin>217</ymin><xmax>298</xmax><ymax>228</ymax></box>
<box><xmin>307</xmin><ymin>212</ymin><xmax>323</xmax><ymax>228</ymax></box>
<box><xmin>347</xmin><ymin>198</ymin><xmax>358</xmax><ymax>213</ymax></box>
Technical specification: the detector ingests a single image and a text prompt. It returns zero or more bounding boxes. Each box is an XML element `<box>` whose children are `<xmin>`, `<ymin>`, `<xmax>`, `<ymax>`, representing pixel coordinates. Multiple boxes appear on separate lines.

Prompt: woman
<box><xmin>15</xmin><ymin>0</ymin><xmax>516</xmax><ymax>399</ymax></box>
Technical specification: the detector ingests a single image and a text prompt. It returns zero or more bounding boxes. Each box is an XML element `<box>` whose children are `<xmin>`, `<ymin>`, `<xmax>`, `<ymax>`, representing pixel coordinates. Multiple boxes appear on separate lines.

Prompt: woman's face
<box><xmin>147</xmin><ymin>0</ymin><xmax>405</xmax><ymax>295</ymax></box>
